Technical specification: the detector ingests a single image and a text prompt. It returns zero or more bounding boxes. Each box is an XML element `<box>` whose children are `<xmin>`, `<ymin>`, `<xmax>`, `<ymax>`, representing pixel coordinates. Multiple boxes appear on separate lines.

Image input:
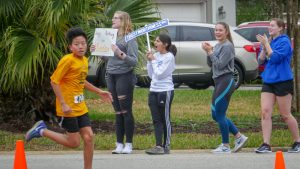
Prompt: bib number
<box><xmin>74</xmin><ymin>94</ymin><xmax>84</xmax><ymax>104</ymax></box>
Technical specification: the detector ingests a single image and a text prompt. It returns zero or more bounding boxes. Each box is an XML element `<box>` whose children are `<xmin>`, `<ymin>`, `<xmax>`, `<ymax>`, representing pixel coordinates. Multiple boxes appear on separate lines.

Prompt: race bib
<box><xmin>74</xmin><ymin>94</ymin><xmax>84</xmax><ymax>104</ymax></box>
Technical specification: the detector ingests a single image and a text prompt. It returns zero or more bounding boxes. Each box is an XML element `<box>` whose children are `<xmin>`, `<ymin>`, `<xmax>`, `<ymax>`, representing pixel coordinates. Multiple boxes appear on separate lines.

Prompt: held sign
<box><xmin>125</xmin><ymin>19</ymin><xmax>169</xmax><ymax>42</ymax></box>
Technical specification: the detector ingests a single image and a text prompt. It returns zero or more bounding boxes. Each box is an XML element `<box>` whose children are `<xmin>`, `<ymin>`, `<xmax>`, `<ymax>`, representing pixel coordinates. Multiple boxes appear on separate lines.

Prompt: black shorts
<box><xmin>261</xmin><ymin>80</ymin><xmax>293</xmax><ymax>96</ymax></box>
<box><xmin>59</xmin><ymin>113</ymin><xmax>91</xmax><ymax>133</ymax></box>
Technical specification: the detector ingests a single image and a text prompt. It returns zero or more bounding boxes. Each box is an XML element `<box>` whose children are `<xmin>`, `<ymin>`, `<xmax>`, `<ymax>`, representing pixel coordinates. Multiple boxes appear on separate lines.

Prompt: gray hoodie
<box><xmin>207</xmin><ymin>40</ymin><xmax>234</xmax><ymax>79</ymax></box>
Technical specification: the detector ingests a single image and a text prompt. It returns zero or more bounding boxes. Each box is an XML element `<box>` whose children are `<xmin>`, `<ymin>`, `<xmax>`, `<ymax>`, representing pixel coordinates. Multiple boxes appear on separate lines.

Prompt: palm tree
<box><xmin>0</xmin><ymin>0</ymin><xmax>159</xmax><ymax>128</ymax></box>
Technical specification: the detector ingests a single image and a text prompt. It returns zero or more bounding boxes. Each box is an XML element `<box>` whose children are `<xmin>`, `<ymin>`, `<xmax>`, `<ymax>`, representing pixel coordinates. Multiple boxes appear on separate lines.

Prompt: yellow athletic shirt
<box><xmin>50</xmin><ymin>53</ymin><xmax>88</xmax><ymax>117</ymax></box>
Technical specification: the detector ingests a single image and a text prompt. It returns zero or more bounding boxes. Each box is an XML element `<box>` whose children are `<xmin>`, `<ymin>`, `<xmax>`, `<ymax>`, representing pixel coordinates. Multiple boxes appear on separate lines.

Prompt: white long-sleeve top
<box><xmin>147</xmin><ymin>52</ymin><xmax>175</xmax><ymax>92</ymax></box>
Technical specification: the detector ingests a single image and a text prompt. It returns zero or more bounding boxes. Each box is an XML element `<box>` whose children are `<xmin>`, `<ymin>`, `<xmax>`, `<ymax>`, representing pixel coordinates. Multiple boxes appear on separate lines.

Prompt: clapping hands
<box><xmin>256</xmin><ymin>34</ymin><xmax>269</xmax><ymax>46</ymax></box>
<box><xmin>202</xmin><ymin>42</ymin><xmax>213</xmax><ymax>55</ymax></box>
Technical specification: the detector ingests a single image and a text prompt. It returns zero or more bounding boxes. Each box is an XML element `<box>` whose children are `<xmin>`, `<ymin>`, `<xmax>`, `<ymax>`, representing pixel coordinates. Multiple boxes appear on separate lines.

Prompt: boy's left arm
<box><xmin>84</xmin><ymin>80</ymin><xmax>113</xmax><ymax>103</ymax></box>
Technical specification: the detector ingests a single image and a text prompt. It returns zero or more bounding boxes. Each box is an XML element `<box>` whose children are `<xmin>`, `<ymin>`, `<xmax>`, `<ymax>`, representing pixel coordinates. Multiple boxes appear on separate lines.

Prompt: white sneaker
<box><xmin>122</xmin><ymin>143</ymin><xmax>133</xmax><ymax>154</ymax></box>
<box><xmin>233</xmin><ymin>134</ymin><xmax>248</xmax><ymax>153</ymax></box>
<box><xmin>211</xmin><ymin>144</ymin><xmax>231</xmax><ymax>154</ymax></box>
<box><xmin>112</xmin><ymin>142</ymin><xmax>123</xmax><ymax>154</ymax></box>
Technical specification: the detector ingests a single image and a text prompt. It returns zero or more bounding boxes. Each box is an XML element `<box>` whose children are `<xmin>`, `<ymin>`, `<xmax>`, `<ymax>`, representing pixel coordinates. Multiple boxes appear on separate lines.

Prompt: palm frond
<box><xmin>1</xmin><ymin>27</ymin><xmax>61</xmax><ymax>93</ymax></box>
<box><xmin>0</xmin><ymin>0</ymin><xmax>23</xmax><ymax>34</ymax></box>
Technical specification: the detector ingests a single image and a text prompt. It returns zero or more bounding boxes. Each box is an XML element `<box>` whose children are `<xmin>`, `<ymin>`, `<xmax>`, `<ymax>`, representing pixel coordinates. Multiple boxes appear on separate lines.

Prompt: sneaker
<box><xmin>255</xmin><ymin>143</ymin><xmax>272</xmax><ymax>153</ymax></box>
<box><xmin>145</xmin><ymin>146</ymin><xmax>165</xmax><ymax>155</ymax></box>
<box><xmin>288</xmin><ymin>142</ymin><xmax>300</xmax><ymax>153</ymax></box>
<box><xmin>112</xmin><ymin>142</ymin><xmax>123</xmax><ymax>154</ymax></box>
<box><xmin>211</xmin><ymin>144</ymin><xmax>231</xmax><ymax>153</ymax></box>
<box><xmin>164</xmin><ymin>145</ymin><xmax>170</xmax><ymax>154</ymax></box>
<box><xmin>122</xmin><ymin>143</ymin><xmax>133</xmax><ymax>154</ymax></box>
<box><xmin>25</xmin><ymin>120</ymin><xmax>47</xmax><ymax>142</ymax></box>
<box><xmin>233</xmin><ymin>134</ymin><xmax>248</xmax><ymax>152</ymax></box>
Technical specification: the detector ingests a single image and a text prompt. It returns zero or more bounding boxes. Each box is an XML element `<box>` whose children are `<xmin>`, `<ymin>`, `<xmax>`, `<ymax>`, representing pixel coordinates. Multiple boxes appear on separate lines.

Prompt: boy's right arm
<box><xmin>50</xmin><ymin>81</ymin><xmax>72</xmax><ymax>114</ymax></box>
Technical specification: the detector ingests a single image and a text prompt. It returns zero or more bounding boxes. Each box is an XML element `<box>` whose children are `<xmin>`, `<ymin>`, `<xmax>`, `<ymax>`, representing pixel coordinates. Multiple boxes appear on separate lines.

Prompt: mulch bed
<box><xmin>2</xmin><ymin>116</ymin><xmax>297</xmax><ymax>135</ymax></box>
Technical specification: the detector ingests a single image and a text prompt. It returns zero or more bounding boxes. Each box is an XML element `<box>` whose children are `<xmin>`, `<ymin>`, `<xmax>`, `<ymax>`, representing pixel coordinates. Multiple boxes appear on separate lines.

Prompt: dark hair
<box><xmin>158</xmin><ymin>33</ymin><xmax>177</xmax><ymax>56</ymax></box>
<box><xmin>66</xmin><ymin>27</ymin><xmax>87</xmax><ymax>45</ymax></box>
<box><xmin>215</xmin><ymin>22</ymin><xmax>233</xmax><ymax>45</ymax></box>
<box><xmin>271</xmin><ymin>18</ymin><xmax>285</xmax><ymax>34</ymax></box>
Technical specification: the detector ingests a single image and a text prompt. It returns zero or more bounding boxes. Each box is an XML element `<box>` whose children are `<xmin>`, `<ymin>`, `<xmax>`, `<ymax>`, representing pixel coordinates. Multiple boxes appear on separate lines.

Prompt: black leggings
<box><xmin>107</xmin><ymin>71</ymin><xmax>136</xmax><ymax>143</ymax></box>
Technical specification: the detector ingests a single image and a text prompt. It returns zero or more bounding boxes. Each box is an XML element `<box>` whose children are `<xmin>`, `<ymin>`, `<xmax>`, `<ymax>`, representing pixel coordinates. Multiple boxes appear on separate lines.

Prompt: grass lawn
<box><xmin>0</xmin><ymin>88</ymin><xmax>297</xmax><ymax>151</ymax></box>
<box><xmin>86</xmin><ymin>88</ymin><xmax>263</xmax><ymax>124</ymax></box>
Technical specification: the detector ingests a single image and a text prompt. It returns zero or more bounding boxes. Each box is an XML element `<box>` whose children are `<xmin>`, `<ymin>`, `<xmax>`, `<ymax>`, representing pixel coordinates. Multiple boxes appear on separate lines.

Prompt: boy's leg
<box><xmin>25</xmin><ymin>120</ymin><xmax>81</xmax><ymax>147</ymax></box>
<box><xmin>43</xmin><ymin>130</ymin><xmax>81</xmax><ymax>148</ymax></box>
<box><xmin>80</xmin><ymin>126</ymin><xmax>94</xmax><ymax>169</ymax></box>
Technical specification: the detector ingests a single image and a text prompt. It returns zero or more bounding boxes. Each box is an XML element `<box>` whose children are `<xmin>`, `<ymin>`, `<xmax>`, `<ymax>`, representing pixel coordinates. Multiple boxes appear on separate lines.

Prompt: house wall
<box><xmin>154</xmin><ymin>0</ymin><xmax>236</xmax><ymax>26</ymax></box>
<box><xmin>154</xmin><ymin>0</ymin><xmax>206</xmax><ymax>22</ymax></box>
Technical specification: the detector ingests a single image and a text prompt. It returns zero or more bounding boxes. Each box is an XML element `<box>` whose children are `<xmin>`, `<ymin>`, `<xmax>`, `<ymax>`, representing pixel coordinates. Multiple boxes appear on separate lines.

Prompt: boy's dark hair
<box><xmin>66</xmin><ymin>27</ymin><xmax>87</xmax><ymax>45</ymax></box>
<box><xmin>158</xmin><ymin>33</ymin><xmax>177</xmax><ymax>56</ymax></box>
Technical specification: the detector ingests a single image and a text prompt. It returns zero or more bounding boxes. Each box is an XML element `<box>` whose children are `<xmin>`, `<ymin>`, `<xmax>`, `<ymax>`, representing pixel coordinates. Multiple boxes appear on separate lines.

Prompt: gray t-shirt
<box><xmin>207</xmin><ymin>40</ymin><xmax>234</xmax><ymax>79</ymax></box>
<box><xmin>106</xmin><ymin>36</ymin><xmax>138</xmax><ymax>74</ymax></box>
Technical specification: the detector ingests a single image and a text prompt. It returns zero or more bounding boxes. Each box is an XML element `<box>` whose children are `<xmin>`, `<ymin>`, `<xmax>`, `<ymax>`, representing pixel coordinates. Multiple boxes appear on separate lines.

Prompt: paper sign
<box><xmin>91</xmin><ymin>28</ymin><xmax>118</xmax><ymax>56</ymax></box>
<box><xmin>125</xmin><ymin>19</ymin><xmax>169</xmax><ymax>42</ymax></box>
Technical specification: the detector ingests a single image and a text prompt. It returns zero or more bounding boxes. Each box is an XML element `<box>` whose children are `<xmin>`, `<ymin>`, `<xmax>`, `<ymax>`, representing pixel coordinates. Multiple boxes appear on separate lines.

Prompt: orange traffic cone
<box><xmin>274</xmin><ymin>151</ymin><xmax>286</xmax><ymax>169</ymax></box>
<box><xmin>13</xmin><ymin>140</ymin><xmax>27</xmax><ymax>169</ymax></box>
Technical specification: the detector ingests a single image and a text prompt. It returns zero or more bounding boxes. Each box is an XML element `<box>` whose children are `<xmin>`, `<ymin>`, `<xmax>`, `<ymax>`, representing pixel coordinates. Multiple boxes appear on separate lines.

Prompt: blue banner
<box><xmin>125</xmin><ymin>19</ymin><xmax>169</xmax><ymax>42</ymax></box>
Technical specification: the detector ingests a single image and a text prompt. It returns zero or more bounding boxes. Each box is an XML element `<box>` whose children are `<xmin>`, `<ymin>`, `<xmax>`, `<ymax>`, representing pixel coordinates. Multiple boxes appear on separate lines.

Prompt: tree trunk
<box><xmin>291</xmin><ymin>0</ymin><xmax>300</xmax><ymax>112</ymax></box>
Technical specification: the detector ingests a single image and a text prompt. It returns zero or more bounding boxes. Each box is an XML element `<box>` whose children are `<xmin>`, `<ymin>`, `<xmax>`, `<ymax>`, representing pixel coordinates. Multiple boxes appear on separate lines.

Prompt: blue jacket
<box><xmin>261</xmin><ymin>34</ymin><xmax>293</xmax><ymax>83</ymax></box>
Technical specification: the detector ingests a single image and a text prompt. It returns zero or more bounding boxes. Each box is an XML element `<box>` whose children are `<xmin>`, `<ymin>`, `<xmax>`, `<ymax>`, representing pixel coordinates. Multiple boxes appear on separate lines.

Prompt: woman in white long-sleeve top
<box><xmin>145</xmin><ymin>33</ymin><xmax>177</xmax><ymax>155</ymax></box>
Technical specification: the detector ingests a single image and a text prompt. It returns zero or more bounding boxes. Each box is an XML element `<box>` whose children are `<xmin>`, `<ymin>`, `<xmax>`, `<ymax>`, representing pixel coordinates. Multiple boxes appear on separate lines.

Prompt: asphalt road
<box><xmin>1</xmin><ymin>150</ymin><xmax>299</xmax><ymax>169</ymax></box>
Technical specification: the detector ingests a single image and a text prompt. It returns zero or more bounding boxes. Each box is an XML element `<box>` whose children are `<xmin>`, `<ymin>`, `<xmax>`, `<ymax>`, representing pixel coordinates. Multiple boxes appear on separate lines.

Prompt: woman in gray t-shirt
<box><xmin>202</xmin><ymin>22</ymin><xmax>248</xmax><ymax>153</ymax></box>
<box><xmin>92</xmin><ymin>11</ymin><xmax>138</xmax><ymax>154</ymax></box>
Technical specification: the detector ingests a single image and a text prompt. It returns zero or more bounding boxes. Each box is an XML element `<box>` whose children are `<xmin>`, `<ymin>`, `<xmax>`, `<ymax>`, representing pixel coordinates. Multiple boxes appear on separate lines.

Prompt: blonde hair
<box><xmin>216</xmin><ymin>22</ymin><xmax>233</xmax><ymax>45</ymax></box>
<box><xmin>114</xmin><ymin>11</ymin><xmax>133</xmax><ymax>36</ymax></box>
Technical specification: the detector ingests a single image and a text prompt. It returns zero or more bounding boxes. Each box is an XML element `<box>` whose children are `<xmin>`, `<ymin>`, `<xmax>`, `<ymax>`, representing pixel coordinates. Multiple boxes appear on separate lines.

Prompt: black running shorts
<box><xmin>59</xmin><ymin>113</ymin><xmax>91</xmax><ymax>133</ymax></box>
<box><xmin>261</xmin><ymin>80</ymin><xmax>293</xmax><ymax>96</ymax></box>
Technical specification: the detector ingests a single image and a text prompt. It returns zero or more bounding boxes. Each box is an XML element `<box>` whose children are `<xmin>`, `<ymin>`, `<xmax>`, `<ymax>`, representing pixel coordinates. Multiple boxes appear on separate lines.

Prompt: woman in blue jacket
<box><xmin>255</xmin><ymin>18</ymin><xmax>300</xmax><ymax>153</ymax></box>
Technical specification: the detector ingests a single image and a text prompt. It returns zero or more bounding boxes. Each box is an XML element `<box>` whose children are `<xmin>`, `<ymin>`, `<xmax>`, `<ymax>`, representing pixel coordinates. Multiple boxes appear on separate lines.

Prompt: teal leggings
<box><xmin>211</xmin><ymin>74</ymin><xmax>239</xmax><ymax>144</ymax></box>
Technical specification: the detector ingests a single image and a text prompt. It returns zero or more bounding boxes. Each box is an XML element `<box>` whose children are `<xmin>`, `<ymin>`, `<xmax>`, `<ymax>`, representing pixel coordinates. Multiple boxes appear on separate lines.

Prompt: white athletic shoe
<box><xmin>122</xmin><ymin>143</ymin><xmax>133</xmax><ymax>154</ymax></box>
<box><xmin>211</xmin><ymin>144</ymin><xmax>231</xmax><ymax>154</ymax></box>
<box><xmin>233</xmin><ymin>134</ymin><xmax>248</xmax><ymax>152</ymax></box>
<box><xmin>112</xmin><ymin>143</ymin><xmax>123</xmax><ymax>154</ymax></box>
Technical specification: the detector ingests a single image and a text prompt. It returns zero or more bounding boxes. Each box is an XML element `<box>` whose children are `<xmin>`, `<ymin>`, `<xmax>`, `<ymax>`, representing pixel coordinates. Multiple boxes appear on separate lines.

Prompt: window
<box><xmin>256</xmin><ymin>28</ymin><xmax>269</xmax><ymax>37</ymax></box>
<box><xmin>161</xmin><ymin>26</ymin><xmax>177</xmax><ymax>41</ymax></box>
<box><xmin>235</xmin><ymin>28</ymin><xmax>256</xmax><ymax>42</ymax></box>
<box><xmin>181</xmin><ymin>26</ymin><xmax>214</xmax><ymax>41</ymax></box>
<box><xmin>235</xmin><ymin>27</ymin><xmax>269</xmax><ymax>42</ymax></box>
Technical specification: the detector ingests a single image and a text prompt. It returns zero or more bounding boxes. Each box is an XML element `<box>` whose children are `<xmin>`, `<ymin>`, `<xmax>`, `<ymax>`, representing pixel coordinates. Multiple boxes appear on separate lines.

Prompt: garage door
<box><xmin>157</xmin><ymin>3</ymin><xmax>206</xmax><ymax>22</ymax></box>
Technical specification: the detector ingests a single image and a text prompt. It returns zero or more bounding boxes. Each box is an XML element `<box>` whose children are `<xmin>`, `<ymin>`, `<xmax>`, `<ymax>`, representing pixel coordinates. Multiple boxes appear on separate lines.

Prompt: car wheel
<box><xmin>174</xmin><ymin>82</ymin><xmax>182</xmax><ymax>88</ymax></box>
<box><xmin>136</xmin><ymin>77</ymin><xmax>151</xmax><ymax>88</ymax></box>
<box><xmin>187</xmin><ymin>83</ymin><xmax>210</xmax><ymax>90</ymax></box>
<box><xmin>97</xmin><ymin>66</ymin><xmax>107</xmax><ymax>87</ymax></box>
<box><xmin>233</xmin><ymin>64</ymin><xmax>243</xmax><ymax>89</ymax></box>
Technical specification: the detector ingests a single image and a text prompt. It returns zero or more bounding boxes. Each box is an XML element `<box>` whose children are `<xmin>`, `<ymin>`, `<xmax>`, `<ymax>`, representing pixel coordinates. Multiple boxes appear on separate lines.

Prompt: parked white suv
<box><xmin>87</xmin><ymin>22</ymin><xmax>258</xmax><ymax>89</ymax></box>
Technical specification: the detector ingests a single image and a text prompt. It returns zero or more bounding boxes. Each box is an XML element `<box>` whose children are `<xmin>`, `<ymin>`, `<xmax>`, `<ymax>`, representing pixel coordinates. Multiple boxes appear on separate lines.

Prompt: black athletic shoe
<box><xmin>255</xmin><ymin>143</ymin><xmax>272</xmax><ymax>153</ymax></box>
<box><xmin>288</xmin><ymin>142</ymin><xmax>300</xmax><ymax>153</ymax></box>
